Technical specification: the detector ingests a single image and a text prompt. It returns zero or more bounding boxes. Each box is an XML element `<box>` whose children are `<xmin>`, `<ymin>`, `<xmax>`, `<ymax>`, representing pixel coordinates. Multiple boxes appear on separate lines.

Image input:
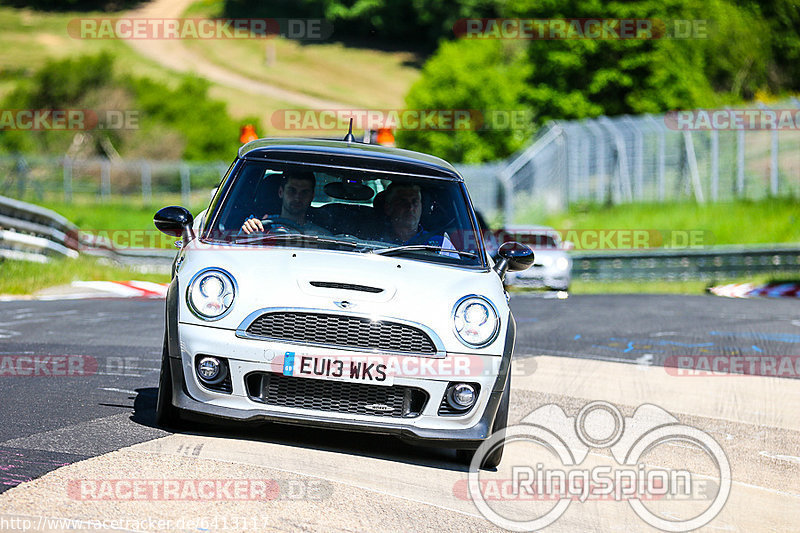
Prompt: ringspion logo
<box><xmin>466</xmin><ymin>402</ymin><xmax>730</xmax><ymax>531</ymax></box>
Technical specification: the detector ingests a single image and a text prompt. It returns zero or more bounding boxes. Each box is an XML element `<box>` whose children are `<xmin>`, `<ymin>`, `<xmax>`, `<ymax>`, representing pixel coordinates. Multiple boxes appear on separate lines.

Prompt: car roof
<box><xmin>238</xmin><ymin>138</ymin><xmax>462</xmax><ymax>181</ymax></box>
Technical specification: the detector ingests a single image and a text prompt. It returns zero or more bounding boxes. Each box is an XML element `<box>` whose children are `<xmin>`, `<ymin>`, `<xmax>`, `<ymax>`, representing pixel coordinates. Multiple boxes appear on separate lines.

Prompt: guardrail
<box><xmin>0</xmin><ymin>194</ymin><xmax>173</xmax><ymax>272</ymax></box>
<box><xmin>572</xmin><ymin>246</ymin><xmax>800</xmax><ymax>281</ymax></box>
<box><xmin>3</xmin><ymin>194</ymin><xmax>798</xmax><ymax>281</ymax></box>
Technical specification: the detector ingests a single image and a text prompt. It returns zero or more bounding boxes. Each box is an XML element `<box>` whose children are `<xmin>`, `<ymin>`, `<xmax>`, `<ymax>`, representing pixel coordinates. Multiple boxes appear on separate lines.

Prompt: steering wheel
<box><xmin>261</xmin><ymin>217</ymin><xmax>305</xmax><ymax>234</ymax></box>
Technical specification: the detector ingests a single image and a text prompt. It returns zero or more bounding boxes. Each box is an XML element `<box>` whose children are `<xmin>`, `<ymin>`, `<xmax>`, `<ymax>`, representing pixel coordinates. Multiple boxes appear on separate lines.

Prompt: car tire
<box><xmin>155</xmin><ymin>338</ymin><xmax>183</xmax><ymax>430</ymax></box>
<box><xmin>457</xmin><ymin>373</ymin><xmax>510</xmax><ymax>469</ymax></box>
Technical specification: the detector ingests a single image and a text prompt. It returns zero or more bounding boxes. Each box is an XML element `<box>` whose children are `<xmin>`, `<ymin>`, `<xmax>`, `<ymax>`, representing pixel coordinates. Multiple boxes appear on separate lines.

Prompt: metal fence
<box><xmin>0</xmin><ymin>156</ymin><xmax>230</xmax><ymax>206</ymax></box>
<box><xmin>461</xmin><ymin>99</ymin><xmax>800</xmax><ymax>224</ymax></box>
<box><xmin>3</xmin><ymin>100</ymin><xmax>799</xmax><ymax>220</ymax></box>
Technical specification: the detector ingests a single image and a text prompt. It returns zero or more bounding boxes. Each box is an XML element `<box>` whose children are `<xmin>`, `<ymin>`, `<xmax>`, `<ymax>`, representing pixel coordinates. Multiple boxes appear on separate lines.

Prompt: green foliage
<box><xmin>397</xmin><ymin>40</ymin><xmax>535</xmax><ymax>163</ymax></box>
<box><xmin>223</xmin><ymin>0</ymin><xmax>503</xmax><ymax>49</ymax></box>
<box><xmin>0</xmin><ymin>0</ymin><xmax>139</xmax><ymax>11</ymax></box>
<box><xmin>0</xmin><ymin>52</ymin><xmax>259</xmax><ymax>161</ymax></box>
<box><xmin>401</xmin><ymin>0</ymin><xmax>794</xmax><ymax>162</ymax></box>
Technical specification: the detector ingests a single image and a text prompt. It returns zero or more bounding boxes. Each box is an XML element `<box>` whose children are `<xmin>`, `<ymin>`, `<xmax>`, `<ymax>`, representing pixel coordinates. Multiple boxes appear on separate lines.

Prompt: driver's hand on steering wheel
<box><xmin>241</xmin><ymin>216</ymin><xmax>264</xmax><ymax>234</ymax></box>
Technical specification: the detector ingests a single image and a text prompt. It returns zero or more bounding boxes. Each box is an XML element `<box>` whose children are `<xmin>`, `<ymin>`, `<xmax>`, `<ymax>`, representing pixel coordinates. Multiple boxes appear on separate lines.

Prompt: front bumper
<box><xmin>167</xmin><ymin>322</ymin><xmax>514</xmax><ymax>449</ymax></box>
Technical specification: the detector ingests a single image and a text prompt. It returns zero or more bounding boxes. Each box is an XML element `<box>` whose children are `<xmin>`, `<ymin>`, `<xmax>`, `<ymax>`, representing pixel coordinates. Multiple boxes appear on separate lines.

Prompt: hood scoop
<box><xmin>309</xmin><ymin>281</ymin><xmax>383</xmax><ymax>294</ymax></box>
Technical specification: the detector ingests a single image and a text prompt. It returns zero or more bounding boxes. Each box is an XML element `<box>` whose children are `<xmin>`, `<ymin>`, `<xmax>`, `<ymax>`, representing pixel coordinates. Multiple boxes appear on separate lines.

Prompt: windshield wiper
<box><xmin>232</xmin><ymin>233</ymin><xmax>361</xmax><ymax>248</ymax></box>
<box><xmin>370</xmin><ymin>244</ymin><xmax>478</xmax><ymax>258</ymax></box>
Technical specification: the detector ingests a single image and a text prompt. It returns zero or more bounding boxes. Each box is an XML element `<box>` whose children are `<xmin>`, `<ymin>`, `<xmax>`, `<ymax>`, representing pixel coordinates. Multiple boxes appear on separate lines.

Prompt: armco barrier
<box><xmin>3</xmin><ymin>194</ymin><xmax>798</xmax><ymax>280</ymax></box>
<box><xmin>572</xmin><ymin>246</ymin><xmax>800</xmax><ymax>281</ymax></box>
<box><xmin>0</xmin><ymin>194</ymin><xmax>172</xmax><ymax>272</ymax></box>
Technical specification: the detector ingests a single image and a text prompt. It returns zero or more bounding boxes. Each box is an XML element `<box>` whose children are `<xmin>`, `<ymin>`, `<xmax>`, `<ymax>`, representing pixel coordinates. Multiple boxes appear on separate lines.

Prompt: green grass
<box><xmin>0</xmin><ymin>2</ymin><xmax>423</xmax><ymax>137</ymax></box>
<box><xmin>0</xmin><ymin>256</ymin><xmax>169</xmax><ymax>295</ymax></box>
<box><xmin>568</xmin><ymin>280</ymin><xmax>713</xmax><ymax>294</ymax></box>
<box><xmin>36</xmin><ymin>199</ymin><xmax>207</xmax><ymax>231</ymax></box>
<box><xmin>0</xmin><ymin>8</ymin><xmax>180</xmax><ymax>87</ymax></box>
<box><xmin>527</xmin><ymin>198</ymin><xmax>800</xmax><ymax>249</ymax></box>
<box><xmin>180</xmin><ymin>1</ymin><xmax>421</xmax><ymax>112</ymax></box>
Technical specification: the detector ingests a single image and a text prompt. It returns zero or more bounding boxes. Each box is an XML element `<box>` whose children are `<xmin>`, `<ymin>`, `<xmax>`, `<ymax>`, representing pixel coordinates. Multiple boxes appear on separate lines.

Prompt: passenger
<box><xmin>381</xmin><ymin>182</ymin><xmax>458</xmax><ymax>256</ymax></box>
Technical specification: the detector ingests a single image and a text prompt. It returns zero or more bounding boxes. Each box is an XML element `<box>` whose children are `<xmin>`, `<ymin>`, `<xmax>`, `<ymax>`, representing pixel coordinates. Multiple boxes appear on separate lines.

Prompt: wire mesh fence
<box><xmin>460</xmin><ymin>99</ymin><xmax>800</xmax><ymax>223</ymax></box>
<box><xmin>3</xmin><ymin>99</ymin><xmax>799</xmax><ymax>220</ymax></box>
<box><xmin>0</xmin><ymin>156</ymin><xmax>231</xmax><ymax>207</ymax></box>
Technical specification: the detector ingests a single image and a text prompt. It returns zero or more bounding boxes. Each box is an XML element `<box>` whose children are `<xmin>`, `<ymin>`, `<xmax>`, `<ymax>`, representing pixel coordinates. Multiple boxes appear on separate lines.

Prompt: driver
<box><xmin>381</xmin><ymin>182</ymin><xmax>458</xmax><ymax>256</ymax></box>
<box><xmin>240</xmin><ymin>171</ymin><xmax>329</xmax><ymax>235</ymax></box>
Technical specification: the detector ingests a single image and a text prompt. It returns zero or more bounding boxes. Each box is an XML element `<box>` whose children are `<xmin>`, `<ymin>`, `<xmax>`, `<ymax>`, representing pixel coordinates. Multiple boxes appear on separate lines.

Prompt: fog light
<box><xmin>197</xmin><ymin>356</ymin><xmax>221</xmax><ymax>382</ymax></box>
<box><xmin>449</xmin><ymin>383</ymin><xmax>477</xmax><ymax>409</ymax></box>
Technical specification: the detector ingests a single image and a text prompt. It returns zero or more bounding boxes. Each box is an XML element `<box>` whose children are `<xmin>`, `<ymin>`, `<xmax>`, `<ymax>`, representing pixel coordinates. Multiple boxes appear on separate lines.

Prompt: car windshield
<box><xmin>205</xmin><ymin>160</ymin><xmax>485</xmax><ymax>267</ymax></box>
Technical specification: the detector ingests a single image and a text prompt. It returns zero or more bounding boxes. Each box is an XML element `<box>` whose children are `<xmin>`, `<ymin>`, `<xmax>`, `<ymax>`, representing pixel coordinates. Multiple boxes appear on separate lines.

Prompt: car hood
<box><xmin>176</xmin><ymin>245</ymin><xmax>510</xmax><ymax>355</ymax></box>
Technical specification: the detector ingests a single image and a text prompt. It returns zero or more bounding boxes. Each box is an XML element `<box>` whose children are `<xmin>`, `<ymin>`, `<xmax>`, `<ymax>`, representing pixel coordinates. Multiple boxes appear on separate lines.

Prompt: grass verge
<box><xmin>531</xmin><ymin>198</ymin><xmax>800</xmax><ymax>248</ymax></box>
<box><xmin>180</xmin><ymin>1</ymin><xmax>421</xmax><ymax>111</ymax></box>
<box><xmin>0</xmin><ymin>256</ymin><xmax>169</xmax><ymax>295</ymax></box>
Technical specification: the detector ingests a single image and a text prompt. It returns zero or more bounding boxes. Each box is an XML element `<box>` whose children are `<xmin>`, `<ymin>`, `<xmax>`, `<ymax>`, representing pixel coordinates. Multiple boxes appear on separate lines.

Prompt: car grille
<box><xmin>245</xmin><ymin>311</ymin><xmax>437</xmax><ymax>354</ymax></box>
<box><xmin>245</xmin><ymin>372</ymin><xmax>427</xmax><ymax>418</ymax></box>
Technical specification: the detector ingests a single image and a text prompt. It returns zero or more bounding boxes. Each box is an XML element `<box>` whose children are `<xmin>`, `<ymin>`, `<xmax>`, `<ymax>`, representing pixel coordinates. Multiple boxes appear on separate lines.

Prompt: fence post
<box><xmin>736</xmin><ymin>129</ymin><xmax>745</xmax><ymax>197</ymax></box>
<box><xmin>558</xmin><ymin>127</ymin><xmax>569</xmax><ymax>209</ymax></box>
<box><xmin>586</xmin><ymin>120</ymin><xmax>607</xmax><ymax>204</ymax></box>
<box><xmin>15</xmin><ymin>155</ymin><xmax>27</xmax><ymax>199</ymax></box>
<box><xmin>100</xmin><ymin>158</ymin><xmax>111</xmax><ymax>200</ymax></box>
<box><xmin>710</xmin><ymin>128</ymin><xmax>719</xmax><ymax>201</ymax></box>
<box><xmin>623</xmin><ymin>116</ymin><xmax>645</xmax><ymax>200</ymax></box>
<box><xmin>499</xmin><ymin>168</ymin><xmax>514</xmax><ymax>226</ymax></box>
<box><xmin>63</xmin><ymin>156</ymin><xmax>73</xmax><ymax>203</ymax></box>
<box><xmin>141</xmin><ymin>160</ymin><xmax>152</xmax><ymax>204</ymax></box>
<box><xmin>683</xmin><ymin>130</ymin><xmax>705</xmax><ymax>204</ymax></box>
<box><xmin>599</xmin><ymin>117</ymin><xmax>632</xmax><ymax>203</ymax></box>
<box><xmin>180</xmin><ymin>164</ymin><xmax>191</xmax><ymax>206</ymax></box>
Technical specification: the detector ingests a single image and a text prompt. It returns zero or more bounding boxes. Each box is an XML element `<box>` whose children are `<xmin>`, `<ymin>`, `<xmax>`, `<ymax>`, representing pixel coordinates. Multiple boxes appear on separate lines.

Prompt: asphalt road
<box><xmin>0</xmin><ymin>294</ymin><xmax>798</xmax><ymax>531</ymax></box>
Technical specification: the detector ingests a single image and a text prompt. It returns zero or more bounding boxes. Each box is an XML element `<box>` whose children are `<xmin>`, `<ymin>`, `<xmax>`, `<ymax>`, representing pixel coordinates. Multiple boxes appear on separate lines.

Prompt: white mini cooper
<box><xmin>153</xmin><ymin>137</ymin><xmax>533</xmax><ymax>468</ymax></box>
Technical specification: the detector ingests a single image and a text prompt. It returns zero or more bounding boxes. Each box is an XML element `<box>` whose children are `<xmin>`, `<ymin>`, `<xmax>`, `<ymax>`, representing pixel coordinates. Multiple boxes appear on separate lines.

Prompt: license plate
<box><xmin>282</xmin><ymin>352</ymin><xmax>394</xmax><ymax>386</ymax></box>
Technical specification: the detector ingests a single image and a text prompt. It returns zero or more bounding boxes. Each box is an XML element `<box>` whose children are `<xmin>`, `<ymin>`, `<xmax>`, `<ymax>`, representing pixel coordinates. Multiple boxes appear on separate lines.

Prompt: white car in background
<box><xmin>501</xmin><ymin>226</ymin><xmax>572</xmax><ymax>291</ymax></box>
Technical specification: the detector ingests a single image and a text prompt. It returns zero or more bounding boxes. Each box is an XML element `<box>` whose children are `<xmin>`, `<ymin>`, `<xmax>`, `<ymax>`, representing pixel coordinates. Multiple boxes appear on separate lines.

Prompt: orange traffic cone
<box><xmin>240</xmin><ymin>124</ymin><xmax>258</xmax><ymax>144</ymax></box>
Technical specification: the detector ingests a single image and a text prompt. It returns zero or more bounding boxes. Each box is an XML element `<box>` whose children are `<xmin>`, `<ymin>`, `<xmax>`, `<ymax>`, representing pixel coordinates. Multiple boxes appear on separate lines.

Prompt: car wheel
<box><xmin>155</xmin><ymin>338</ymin><xmax>183</xmax><ymax>429</ymax></box>
<box><xmin>457</xmin><ymin>373</ymin><xmax>510</xmax><ymax>469</ymax></box>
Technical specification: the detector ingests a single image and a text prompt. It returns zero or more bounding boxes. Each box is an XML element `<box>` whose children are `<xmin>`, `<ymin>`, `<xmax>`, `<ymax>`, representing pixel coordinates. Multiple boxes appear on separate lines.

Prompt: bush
<box><xmin>400</xmin><ymin>0</ymin><xmax>791</xmax><ymax>162</ymax></box>
<box><xmin>0</xmin><ymin>52</ymin><xmax>259</xmax><ymax>161</ymax></box>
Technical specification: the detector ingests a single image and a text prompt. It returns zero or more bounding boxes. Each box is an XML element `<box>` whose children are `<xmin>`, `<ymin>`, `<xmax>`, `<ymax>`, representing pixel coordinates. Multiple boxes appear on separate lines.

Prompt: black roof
<box><xmin>238</xmin><ymin>138</ymin><xmax>462</xmax><ymax>181</ymax></box>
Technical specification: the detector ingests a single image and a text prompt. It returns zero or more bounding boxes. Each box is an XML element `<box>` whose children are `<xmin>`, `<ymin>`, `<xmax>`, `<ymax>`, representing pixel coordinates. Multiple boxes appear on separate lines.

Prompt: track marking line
<box><xmin>99</xmin><ymin>388</ymin><xmax>138</xmax><ymax>395</ymax></box>
<box><xmin>759</xmin><ymin>451</ymin><xmax>800</xmax><ymax>465</ymax></box>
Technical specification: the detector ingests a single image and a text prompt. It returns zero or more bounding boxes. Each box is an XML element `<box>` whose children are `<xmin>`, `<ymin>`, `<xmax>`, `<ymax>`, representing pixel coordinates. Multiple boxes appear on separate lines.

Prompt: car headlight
<box><xmin>187</xmin><ymin>268</ymin><xmax>236</xmax><ymax>320</ymax></box>
<box><xmin>453</xmin><ymin>295</ymin><xmax>500</xmax><ymax>348</ymax></box>
<box><xmin>555</xmin><ymin>256</ymin><xmax>570</xmax><ymax>271</ymax></box>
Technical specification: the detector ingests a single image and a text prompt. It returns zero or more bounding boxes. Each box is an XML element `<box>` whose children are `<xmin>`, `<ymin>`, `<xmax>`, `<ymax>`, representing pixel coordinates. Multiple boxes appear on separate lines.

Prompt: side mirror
<box><xmin>154</xmin><ymin>206</ymin><xmax>194</xmax><ymax>240</ymax></box>
<box><xmin>493</xmin><ymin>241</ymin><xmax>534</xmax><ymax>279</ymax></box>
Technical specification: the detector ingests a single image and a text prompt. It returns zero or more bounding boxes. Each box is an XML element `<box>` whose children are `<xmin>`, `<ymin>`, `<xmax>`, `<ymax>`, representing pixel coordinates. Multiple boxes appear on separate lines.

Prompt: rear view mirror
<box><xmin>493</xmin><ymin>241</ymin><xmax>534</xmax><ymax>279</ymax></box>
<box><xmin>154</xmin><ymin>206</ymin><xmax>194</xmax><ymax>239</ymax></box>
